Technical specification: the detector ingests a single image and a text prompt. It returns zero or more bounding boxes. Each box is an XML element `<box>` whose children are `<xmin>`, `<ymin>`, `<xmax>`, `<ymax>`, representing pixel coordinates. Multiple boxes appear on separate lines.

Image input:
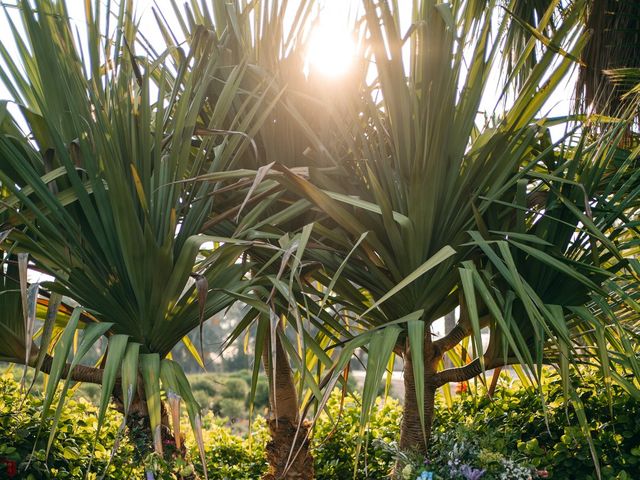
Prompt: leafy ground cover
<box><xmin>0</xmin><ymin>370</ymin><xmax>638</xmax><ymax>479</ymax></box>
<box><xmin>430</xmin><ymin>372</ymin><xmax>640</xmax><ymax>480</ymax></box>
<box><xmin>0</xmin><ymin>373</ymin><xmax>138</xmax><ymax>479</ymax></box>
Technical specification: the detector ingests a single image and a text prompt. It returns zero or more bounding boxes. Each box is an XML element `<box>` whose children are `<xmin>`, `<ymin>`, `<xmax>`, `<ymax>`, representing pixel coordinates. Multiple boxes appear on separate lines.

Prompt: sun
<box><xmin>306</xmin><ymin>23</ymin><xmax>356</xmax><ymax>77</ymax></box>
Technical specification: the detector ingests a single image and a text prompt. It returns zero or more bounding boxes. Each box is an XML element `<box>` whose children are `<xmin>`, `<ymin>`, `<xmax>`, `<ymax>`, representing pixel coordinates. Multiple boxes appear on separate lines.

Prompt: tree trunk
<box><xmin>262</xmin><ymin>330</ymin><xmax>314</xmax><ymax>480</ymax></box>
<box><xmin>399</xmin><ymin>346</ymin><xmax>437</xmax><ymax>456</ymax></box>
<box><xmin>112</xmin><ymin>384</ymin><xmax>197</xmax><ymax>480</ymax></box>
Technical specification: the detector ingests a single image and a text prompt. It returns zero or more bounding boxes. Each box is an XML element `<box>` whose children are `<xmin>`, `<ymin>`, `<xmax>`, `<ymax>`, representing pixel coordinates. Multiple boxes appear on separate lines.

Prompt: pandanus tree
<box><xmin>0</xmin><ymin>0</ymin><xmax>351</xmax><ymax>478</ymax></box>
<box><xmin>269</xmin><ymin>0</ymin><xmax>640</xmax><ymax>471</ymax></box>
<box><xmin>0</xmin><ymin>0</ymin><xmax>279</xmax><ymax>474</ymax></box>
<box><xmin>150</xmin><ymin>2</ymin><xmax>363</xmax><ymax>478</ymax></box>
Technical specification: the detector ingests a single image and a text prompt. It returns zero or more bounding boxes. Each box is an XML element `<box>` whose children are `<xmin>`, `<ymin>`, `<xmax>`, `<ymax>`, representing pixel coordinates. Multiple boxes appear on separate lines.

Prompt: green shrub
<box><xmin>188</xmin><ymin>413</ymin><xmax>268</xmax><ymax>480</ymax></box>
<box><xmin>249</xmin><ymin>378</ymin><xmax>270</xmax><ymax>413</ymax></box>
<box><xmin>312</xmin><ymin>392</ymin><xmax>402</xmax><ymax>479</ymax></box>
<box><xmin>189</xmin><ymin>373</ymin><xmax>221</xmax><ymax>398</ymax></box>
<box><xmin>76</xmin><ymin>383</ymin><xmax>101</xmax><ymax>404</ymax></box>
<box><xmin>224</xmin><ymin>378</ymin><xmax>249</xmax><ymax>400</ymax></box>
<box><xmin>189</xmin><ymin>373</ymin><xmax>269</xmax><ymax>417</ymax></box>
<box><xmin>0</xmin><ymin>373</ymin><xmax>268</xmax><ymax>479</ymax></box>
<box><xmin>2</xmin><ymin>368</ymin><xmax>638</xmax><ymax>479</ymax></box>
<box><xmin>312</xmin><ymin>370</ymin><xmax>640</xmax><ymax>479</ymax></box>
<box><xmin>433</xmin><ymin>370</ymin><xmax>640</xmax><ymax>480</ymax></box>
<box><xmin>0</xmin><ymin>373</ymin><xmax>141</xmax><ymax>479</ymax></box>
<box><xmin>219</xmin><ymin>398</ymin><xmax>246</xmax><ymax>420</ymax></box>
<box><xmin>193</xmin><ymin>389</ymin><xmax>216</xmax><ymax>412</ymax></box>
<box><xmin>229</xmin><ymin>369</ymin><xmax>253</xmax><ymax>386</ymax></box>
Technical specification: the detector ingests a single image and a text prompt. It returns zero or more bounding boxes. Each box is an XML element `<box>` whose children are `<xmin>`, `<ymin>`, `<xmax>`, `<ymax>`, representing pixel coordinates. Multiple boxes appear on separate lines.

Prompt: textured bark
<box><xmin>38</xmin><ymin>354</ymin><xmax>106</xmax><ymax>385</ymax></box>
<box><xmin>435</xmin><ymin>357</ymin><xmax>486</xmax><ymax>386</ymax></box>
<box><xmin>262</xmin><ymin>331</ymin><xmax>314</xmax><ymax>480</ymax></box>
<box><xmin>263</xmin><ymin>418</ymin><xmax>314</xmax><ymax>480</ymax></box>
<box><xmin>399</xmin><ymin>346</ymin><xmax>438</xmax><ymax>456</ymax></box>
<box><xmin>433</xmin><ymin>313</ymin><xmax>490</xmax><ymax>354</ymax></box>
<box><xmin>264</xmin><ymin>333</ymin><xmax>299</xmax><ymax>420</ymax></box>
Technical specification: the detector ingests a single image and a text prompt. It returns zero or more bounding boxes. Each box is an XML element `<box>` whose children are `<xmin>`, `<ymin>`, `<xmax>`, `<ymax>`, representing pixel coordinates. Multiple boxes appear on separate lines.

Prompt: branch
<box><xmin>434</xmin><ymin>356</ymin><xmax>516</xmax><ymax>387</ymax></box>
<box><xmin>433</xmin><ymin>324</ymin><xmax>469</xmax><ymax>354</ymax></box>
<box><xmin>433</xmin><ymin>314</ymin><xmax>491</xmax><ymax>354</ymax></box>
<box><xmin>34</xmin><ymin>354</ymin><xmax>107</xmax><ymax>385</ymax></box>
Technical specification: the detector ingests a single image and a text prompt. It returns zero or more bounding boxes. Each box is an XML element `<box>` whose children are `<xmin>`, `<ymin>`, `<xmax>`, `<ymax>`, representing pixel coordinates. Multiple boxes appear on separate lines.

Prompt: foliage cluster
<box><xmin>0</xmin><ymin>373</ymin><xmax>139</xmax><ymax>479</ymax></box>
<box><xmin>187</xmin><ymin>413</ymin><xmax>269</xmax><ymax>480</ymax></box>
<box><xmin>3</xmin><ymin>365</ymin><xmax>640</xmax><ymax>480</ymax></box>
<box><xmin>317</xmin><ymin>370</ymin><xmax>640</xmax><ymax>480</ymax></box>
<box><xmin>0</xmin><ymin>372</ymin><xmax>269</xmax><ymax>479</ymax></box>
<box><xmin>432</xmin><ymin>372</ymin><xmax>640</xmax><ymax>480</ymax></box>
<box><xmin>312</xmin><ymin>391</ymin><xmax>403</xmax><ymax>479</ymax></box>
<box><xmin>311</xmin><ymin>390</ymin><xmax>541</xmax><ymax>480</ymax></box>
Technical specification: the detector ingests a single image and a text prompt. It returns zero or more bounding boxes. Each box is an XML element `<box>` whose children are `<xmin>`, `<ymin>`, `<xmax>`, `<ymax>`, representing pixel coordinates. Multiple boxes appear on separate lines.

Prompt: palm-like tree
<box><xmin>0</xmin><ymin>0</ymin><xmax>276</xmax><ymax>472</ymax></box>
<box><xmin>0</xmin><ymin>1</ymin><xmax>348</xmax><ymax>478</ymax></box>
<box><xmin>150</xmin><ymin>3</ymin><xmax>361</xmax><ymax>478</ymax></box>
<box><xmin>269</xmin><ymin>0</ymin><xmax>640</xmax><ymax>466</ymax></box>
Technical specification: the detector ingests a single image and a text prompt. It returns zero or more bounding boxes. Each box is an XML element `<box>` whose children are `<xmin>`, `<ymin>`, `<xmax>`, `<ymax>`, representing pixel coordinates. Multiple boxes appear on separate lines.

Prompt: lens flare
<box><xmin>306</xmin><ymin>23</ymin><xmax>356</xmax><ymax>76</ymax></box>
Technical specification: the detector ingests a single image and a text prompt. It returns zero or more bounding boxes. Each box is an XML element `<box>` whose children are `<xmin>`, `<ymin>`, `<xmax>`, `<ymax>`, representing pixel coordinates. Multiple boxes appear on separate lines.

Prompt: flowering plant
<box><xmin>430</xmin><ymin>423</ymin><xmax>540</xmax><ymax>480</ymax></box>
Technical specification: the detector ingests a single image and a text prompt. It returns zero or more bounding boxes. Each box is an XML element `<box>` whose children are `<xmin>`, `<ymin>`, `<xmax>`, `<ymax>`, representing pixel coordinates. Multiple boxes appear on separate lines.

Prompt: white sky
<box><xmin>0</xmin><ymin>0</ymin><xmax>576</xmax><ymax>131</ymax></box>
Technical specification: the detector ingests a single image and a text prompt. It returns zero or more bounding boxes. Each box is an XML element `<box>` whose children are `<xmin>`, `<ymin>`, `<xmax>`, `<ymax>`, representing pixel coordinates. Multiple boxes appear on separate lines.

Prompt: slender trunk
<box><xmin>262</xmin><ymin>331</ymin><xmax>314</xmax><ymax>480</ymax></box>
<box><xmin>399</xmin><ymin>347</ymin><xmax>437</xmax><ymax>455</ymax></box>
<box><xmin>394</xmin><ymin>332</ymin><xmax>441</xmax><ymax>479</ymax></box>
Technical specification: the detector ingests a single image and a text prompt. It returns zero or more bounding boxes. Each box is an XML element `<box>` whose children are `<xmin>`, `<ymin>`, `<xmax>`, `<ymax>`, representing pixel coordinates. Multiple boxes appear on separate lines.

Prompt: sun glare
<box><xmin>306</xmin><ymin>23</ymin><xmax>356</xmax><ymax>77</ymax></box>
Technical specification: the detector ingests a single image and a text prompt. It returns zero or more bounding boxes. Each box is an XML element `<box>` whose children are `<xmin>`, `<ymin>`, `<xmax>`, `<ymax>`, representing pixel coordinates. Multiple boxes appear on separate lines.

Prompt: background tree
<box><xmin>506</xmin><ymin>0</ymin><xmax>640</xmax><ymax>120</ymax></box>
<box><xmin>150</xmin><ymin>2</ymin><xmax>364</xmax><ymax>478</ymax></box>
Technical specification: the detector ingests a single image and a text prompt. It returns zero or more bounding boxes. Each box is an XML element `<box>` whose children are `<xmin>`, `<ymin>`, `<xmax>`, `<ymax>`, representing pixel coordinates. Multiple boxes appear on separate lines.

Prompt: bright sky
<box><xmin>0</xmin><ymin>0</ymin><xmax>576</xmax><ymax>130</ymax></box>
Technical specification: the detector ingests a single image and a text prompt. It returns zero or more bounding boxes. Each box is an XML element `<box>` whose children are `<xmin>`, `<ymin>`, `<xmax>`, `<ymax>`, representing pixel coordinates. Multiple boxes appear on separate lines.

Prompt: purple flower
<box><xmin>460</xmin><ymin>464</ymin><xmax>485</xmax><ymax>480</ymax></box>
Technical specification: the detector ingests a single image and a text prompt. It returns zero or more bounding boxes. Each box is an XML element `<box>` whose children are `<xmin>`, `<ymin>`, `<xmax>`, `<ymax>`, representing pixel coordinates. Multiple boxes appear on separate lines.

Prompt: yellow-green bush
<box><xmin>431</xmin><ymin>371</ymin><xmax>640</xmax><ymax>480</ymax></box>
<box><xmin>187</xmin><ymin>413</ymin><xmax>268</xmax><ymax>479</ymax></box>
<box><xmin>0</xmin><ymin>373</ymin><xmax>268</xmax><ymax>479</ymax></box>
<box><xmin>0</xmin><ymin>373</ymin><xmax>141</xmax><ymax>479</ymax></box>
<box><xmin>312</xmin><ymin>392</ymin><xmax>402</xmax><ymax>479</ymax></box>
<box><xmin>2</xmin><ymin>369</ymin><xmax>639</xmax><ymax>479</ymax></box>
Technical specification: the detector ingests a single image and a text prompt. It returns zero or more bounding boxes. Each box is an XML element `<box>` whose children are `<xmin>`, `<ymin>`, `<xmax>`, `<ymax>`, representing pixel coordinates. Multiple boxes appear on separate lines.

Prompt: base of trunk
<box><xmin>115</xmin><ymin>396</ymin><xmax>198</xmax><ymax>480</ymax></box>
<box><xmin>395</xmin><ymin>344</ymin><xmax>438</xmax><ymax>479</ymax></box>
<box><xmin>262</xmin><ymin>418</ymin><xmax>314</xmax><ymax>480</ymax></box>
